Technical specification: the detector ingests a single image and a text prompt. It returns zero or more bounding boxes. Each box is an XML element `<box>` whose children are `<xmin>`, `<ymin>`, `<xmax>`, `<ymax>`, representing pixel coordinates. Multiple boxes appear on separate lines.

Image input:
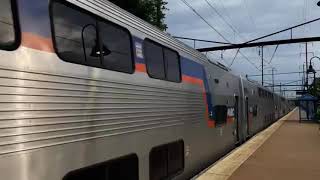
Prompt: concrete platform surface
<box><xmin>195</xmin><ymin>108</ymin><xmax>320</xmax><ymax>180</ymax></box>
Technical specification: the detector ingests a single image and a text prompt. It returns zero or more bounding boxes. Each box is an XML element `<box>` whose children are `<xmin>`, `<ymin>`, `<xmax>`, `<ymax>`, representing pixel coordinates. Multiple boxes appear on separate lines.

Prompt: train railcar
<box><xmin>0</xmin><ymin>0</ymin><xmax>293</xmax><ymax>180</ymax></box>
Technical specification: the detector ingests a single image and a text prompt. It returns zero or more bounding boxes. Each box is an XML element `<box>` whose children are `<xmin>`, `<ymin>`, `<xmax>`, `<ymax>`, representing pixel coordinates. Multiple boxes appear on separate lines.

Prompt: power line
<box><xmin>172</xmin><ymin>36</ymin><xmax>231</xmax><ymax>44</ymax></box>
<box><xmin>179</xmin><ymin>0</ymin><xmax>230</xmax><ymax>42</ymax></box>
<box><xmin>204</xmin><ymin>0</ymin><xmax>259</xmax><ymax>68</ymax></box>
<box><xmin>243</xmin><ymin>17</ymin><xmax>320</xmax><ymax>44</ymax></box>
<box><xmin>248</xmin><ymin>70</ymin><xmax>320</xmax><ymax>77</ymax></box>
<box><xmin>179</xmin><ymin>0</ymin><xmax>261</xmax><ymax>71</ymax></box>
<box><xmin>264</xmin><ymin>80</ymin><xmax>302</xmax><ymax>83</ymax></box>
<box><xmin>238</xmin><ymin>51</ymin><xmax>261</xmax><ymax>70</ymax></box>
<box><xmin>229</xmin><ymin>49</ymin><xmax>240</xmax><ymax>67</ymax></box>
<box><xmin>268</xmin><ymin>44</ymin><xmax>279</xmax><ymax>64</ymax></box>
<box><xmin>215</xmin><ymin>0</ymin><xmax>243</xmax><ymax>36</ymax></box>
<box><xmin>303</xmin><ymin>0</ymin><xmax>307</xmax><ymax>34</ymax></box>
<box><xmin>241</xmin><ymin>0</ymin><xmax>257</xmax><ymax>29</ymax></box>
<box><xmin>282</xmin><ymin>80</ymin><xmax>303</xmax><ymax>85</ymax></box>
<box><xmin>204</xmin><ymin>0</ymin><xmax>247</xmax><ymax>41</ymax></box>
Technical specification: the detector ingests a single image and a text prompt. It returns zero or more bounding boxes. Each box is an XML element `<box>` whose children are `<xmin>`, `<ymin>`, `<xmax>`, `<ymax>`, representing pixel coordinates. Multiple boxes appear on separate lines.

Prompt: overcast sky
<box><xmin>165</xmin><ymin>0</ymin><xmax>320</xmax><ymax>97</ymax></box>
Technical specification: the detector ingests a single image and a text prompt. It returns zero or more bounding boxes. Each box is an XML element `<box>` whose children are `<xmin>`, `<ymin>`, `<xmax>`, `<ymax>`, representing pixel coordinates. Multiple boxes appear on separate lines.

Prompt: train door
<box><xmin>245</xmin><ymin>97</ymin><xmax>250</xmax><ymax>138</ymax></box>
<box><xmin>234</xmin><ymin>96</ymin><xmax>240</xmax><ymax>144</ymax></box>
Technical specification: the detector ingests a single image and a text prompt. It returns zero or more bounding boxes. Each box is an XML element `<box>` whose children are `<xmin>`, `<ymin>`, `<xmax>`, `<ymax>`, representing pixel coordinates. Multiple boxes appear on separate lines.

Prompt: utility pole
<box><xmin>261</xmin><ymin>46</ymin><xmax>264</xmax><ymax>86</ymax></box>
<box><xmin>302</xmin><ymin>63</ymin><xmax>305</xmax><ymax>90</ymax></box>
<box><xmin>305</xmin><ymin>43</ymin><xmax>308</xmax><ymax>90</ymax></box>
<box><xmin>280</xmin><ymin>83</ymin><xmax>282</xmax><ymax>95</ymax></box>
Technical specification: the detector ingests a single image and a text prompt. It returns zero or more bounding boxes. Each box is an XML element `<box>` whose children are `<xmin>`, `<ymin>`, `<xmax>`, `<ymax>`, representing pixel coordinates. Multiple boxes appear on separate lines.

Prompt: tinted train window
<box><xmin>164</xmin><ymin>48</ymin><xmax>181</xmax><ymax>82</ymax></box>
<box><xmin>150</xmin><ymin>140</ymin><xmax>184</xmax><ymax>180</ymax></box>
<box><xmin>0</xmin><ymin>0</ymin><xmax>19</xmax><ymax>50</ymax></box>
<box><xmin>144</xmin><ymin>39</ymin><xmax>181</xmax><ymax>82</ymax></box>
<box><xmin>253</xmin><ymin>105</ymin><xmax>258</xmax><ymax>117</ymax></box>
<box><xmin>100</xmin><ymin>21</ymin><xmax>133</xmax><ymax>73</ymax></box>
<box><xmin>63</xmin><ymin>154</ymin><xmax>138</xmax><ymax>180</ymax></box>
<box><xmin>215</xmin><ymin>105</ymin><xmax>228</xmax><ymax>126</ymax></box>
<box><xmin>144</xmin><ymin>40</ymin><xmax>166</xmax><ymax>79</ymax></box>
<box><xmin>51</xmin><ymin>0</ymin><xmax>134</xmax><ymax>73</ymax></box>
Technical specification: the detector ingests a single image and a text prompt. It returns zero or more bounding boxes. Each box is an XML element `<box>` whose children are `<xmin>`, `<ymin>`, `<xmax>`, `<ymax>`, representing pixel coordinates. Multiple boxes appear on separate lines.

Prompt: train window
<box><xmin>150</xmin><ymin>140</ymin><xmax>184</xmax><ymax>180</ymax></box>
<box><xmin>99</xmin><ymin>21</ymin><xmax>134</xmax><ymax>73</ymax></box>
<box><xmin>144</xmin><ymin>40</ymin><xmax>166</xmax><ymax>80</ymax></box>
<box><xmin>51</xmin><ymin>0</ymin><xmax>134</xmax><ymax>73</ymax></box>
<box><xmin>0</xmin><ymin>0</ymin><xmax>19</xmax><ymax>50</ymax></box>
<box><xmin>253</xmin><ymin>105</ymin><xmax>258</xmax><ymax>117</ymax></box>
<box><xmin>168</xmin><ymin>141</ymin><xmax>184</xmax><ymax>174</ymax></box>
<box><xmin>63</xmin><ymin>154</ymin><xmax>138</xmax><ymax>180</ymax></box>
<box><xmin>214</xmin><ymin>105</ymin><xmax>228</xmax><ymax>126</ymax></box>
<box><xmin>144</xmin><ymin>39</ymin><xmax>181</xmax><ymax>82</ymax></box>
<box><xmin>164</xmin><ymin>48</ymin><xmax>181</xmax><ymax>82</ymax></box>
<box><xmin>52</xmin><ymin>2</ymin><xmax>98</xmax><ymax>65</ymax></box>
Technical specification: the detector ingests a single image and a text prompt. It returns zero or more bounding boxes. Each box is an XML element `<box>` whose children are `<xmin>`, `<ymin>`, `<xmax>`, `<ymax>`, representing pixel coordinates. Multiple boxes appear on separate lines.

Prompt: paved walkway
<box><xmin>196</xmin><ymin>108</ymin><xmax>320</xmax><ymax>180</ymax></box>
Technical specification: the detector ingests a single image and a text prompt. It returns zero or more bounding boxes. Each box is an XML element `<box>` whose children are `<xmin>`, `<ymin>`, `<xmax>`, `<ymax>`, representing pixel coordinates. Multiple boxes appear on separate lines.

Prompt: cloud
<box><xmin>165</xmin><ymin>0</ymin><xmax>320</xmax><ymax>97</ymax></box>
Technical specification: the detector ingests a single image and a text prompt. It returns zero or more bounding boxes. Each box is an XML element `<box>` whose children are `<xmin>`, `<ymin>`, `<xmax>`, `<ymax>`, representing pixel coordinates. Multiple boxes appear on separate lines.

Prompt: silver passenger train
<box><xmin>0</xmin><ymin>0</ymin><xmax>293</xmax><ymax>179</ymax></box>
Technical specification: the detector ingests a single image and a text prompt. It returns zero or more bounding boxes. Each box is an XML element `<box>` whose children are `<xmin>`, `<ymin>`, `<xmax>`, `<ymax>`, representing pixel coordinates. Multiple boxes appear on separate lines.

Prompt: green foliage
<box><xmin>308</xmin><ymin>78</ymin><xmax>320</xmax><ymax>98</ymax></box>
<box><xmin>109</xmin><ymin>0</ymin><xmax>168</xmax><ymax>30</ymax></box>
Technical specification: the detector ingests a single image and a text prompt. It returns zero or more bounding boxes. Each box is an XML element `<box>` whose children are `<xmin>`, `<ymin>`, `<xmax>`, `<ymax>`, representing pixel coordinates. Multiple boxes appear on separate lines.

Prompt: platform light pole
<box><xmin>307</xmin><ymin>56</ymin><xmax>320</xmax><ymax>92</ymax></box>
<box><xmin>307</xmin><ymin>55</ymin><xmax>319</xmax><ymax>120</ymax></box>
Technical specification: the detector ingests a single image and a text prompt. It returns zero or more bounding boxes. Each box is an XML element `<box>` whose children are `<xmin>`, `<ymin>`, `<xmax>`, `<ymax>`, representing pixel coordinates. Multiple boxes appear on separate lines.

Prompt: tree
<box><xmin>109</xmin><ymin>0</ymin><xmax>168</xmax><ymax>31</ymax></box>
<box><xmin>309</xmin><ymin>78</ymin><xmax>320</xmax><ymax>98</ymax></box>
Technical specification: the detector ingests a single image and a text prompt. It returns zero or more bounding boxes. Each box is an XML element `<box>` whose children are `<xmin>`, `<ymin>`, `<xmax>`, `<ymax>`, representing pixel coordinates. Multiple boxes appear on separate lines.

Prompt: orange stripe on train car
<box><xmin>19</xmin><ymin>33</ymin><xmax>215</xmax><ymax>128</ymax></box>
<box><xmin>227</xmin><ymin>117</ymin><xmax>235</xmax><ymax>124</ymax></box>
<box><xmin>182</xmin><ymin>75</ymin><xmax>204</xmax><ymax>86</ymax></box>
<box><xmin>135</xmin><ymin>63</ymin><xmax>147</xmax><ymax>73</ymax></box>
<box><xmin>207</xmin><ymin>120</ymin><xmax>215</xmax><ymax>128</ymax></box>
<box><xmin>22</xmin><ymin>32</ymin><xmax>54</xmax><ymax>53</ymax></box>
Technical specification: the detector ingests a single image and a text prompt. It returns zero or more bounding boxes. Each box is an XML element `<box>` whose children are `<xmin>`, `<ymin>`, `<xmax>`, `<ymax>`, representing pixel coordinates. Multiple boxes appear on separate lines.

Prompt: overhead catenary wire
<box><xmin>239</xmin><ymin>51</ymin><xmax>262</xmax><ymax>70</ymax></box>
<box><xmin>241</xmin><ymin>0</ymin><xmax>257</xmax><ymax>29</ymax></box>
<box><xmin>204</xmin><ymin>0</ymin><xmax>254</xmax><ymax>67</ymax></box>
<box><xmin>215</xmin><ymin>0</ymin><xmax>245</xmax><ymax>37</ymax></box>
<box><xmin>247</xmin><ymin>69</ymin><xmax>320</xmax><ymax>77</ymax></box>
<box><xmin>179</xmin><ymin>0</ymin><xmax>261</xmax><ymax>71</ymax></box>
<box><xmin>229</xmin><ymin>49</ymin><xmax>240</xmax><ymax>67</ymax></box>
<box><xmin>204</xmin><ymin>0</ymin><xmax>247</xmax><ymax>42</ymax></box>
<box><xmin>179</xmin><ymin>0</ymin><xmax>230</xmax><ymax>43</ymax></box>
<box><xmin>268</xmin><ymin>44</ymin><xmax>279</xmax><ymax>64</ymax></box>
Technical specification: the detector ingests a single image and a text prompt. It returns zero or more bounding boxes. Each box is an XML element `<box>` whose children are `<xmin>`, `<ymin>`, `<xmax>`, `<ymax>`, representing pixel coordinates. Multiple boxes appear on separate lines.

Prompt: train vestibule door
<box><xmin>234</xmin><ymin>96</ymin><xmax>240</xmax><ymax>144</ymax></box>
<box><xmin>245</xmin><ymin>97</ymin><xmax>250</xmax><ymax>138</ymax></box>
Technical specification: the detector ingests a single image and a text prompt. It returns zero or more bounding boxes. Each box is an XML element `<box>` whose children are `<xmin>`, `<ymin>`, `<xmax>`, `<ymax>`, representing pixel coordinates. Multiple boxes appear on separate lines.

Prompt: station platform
<box><xmin>195</xmin><ymin>108</ymin><xmax>320</xmax><ymax>180</ymax></box>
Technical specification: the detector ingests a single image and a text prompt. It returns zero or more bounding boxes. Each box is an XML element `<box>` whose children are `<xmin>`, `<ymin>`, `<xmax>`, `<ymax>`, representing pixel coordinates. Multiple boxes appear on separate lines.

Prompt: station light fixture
<box><xmin>307</xmin><ymin>64</ymin><xmax>316</xmax><ymax>74</ymax></box>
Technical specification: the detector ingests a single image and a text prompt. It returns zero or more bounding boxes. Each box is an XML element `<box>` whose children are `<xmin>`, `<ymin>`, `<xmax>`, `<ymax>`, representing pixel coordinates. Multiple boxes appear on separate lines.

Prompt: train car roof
<box><xmin>70</xmin><ymin>0</ymin><xmax>287</xmax><ymax>100</ymax></box>
<box><xmin>70</xmin><ymin>0</ymin><xmax>230</xmax><ymax>72</ymax></box>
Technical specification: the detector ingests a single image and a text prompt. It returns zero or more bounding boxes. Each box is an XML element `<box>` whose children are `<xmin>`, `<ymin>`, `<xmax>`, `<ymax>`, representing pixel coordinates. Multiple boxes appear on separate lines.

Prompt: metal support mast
<box><xmin>272</xmin><ymin>68</ymin><xmax>275</xmax><ymax>92</ymax></box>
<box><xmin>305</xmin><ymin>43</ymin><xmax>309</xmax><ymax>90</ymax></box>
<box><xmin>262</xmin><ymin>46</ymin><xmax>264</xmax><ymax>86</ymax></box>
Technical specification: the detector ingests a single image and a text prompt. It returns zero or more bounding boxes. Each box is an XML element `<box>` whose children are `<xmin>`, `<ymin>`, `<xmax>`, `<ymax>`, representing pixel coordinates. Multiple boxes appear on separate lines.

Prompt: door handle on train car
<box><xmin>233</xmin><ymin>129</ymin><xmax>237</xmax><ymax>136</ymax></box>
